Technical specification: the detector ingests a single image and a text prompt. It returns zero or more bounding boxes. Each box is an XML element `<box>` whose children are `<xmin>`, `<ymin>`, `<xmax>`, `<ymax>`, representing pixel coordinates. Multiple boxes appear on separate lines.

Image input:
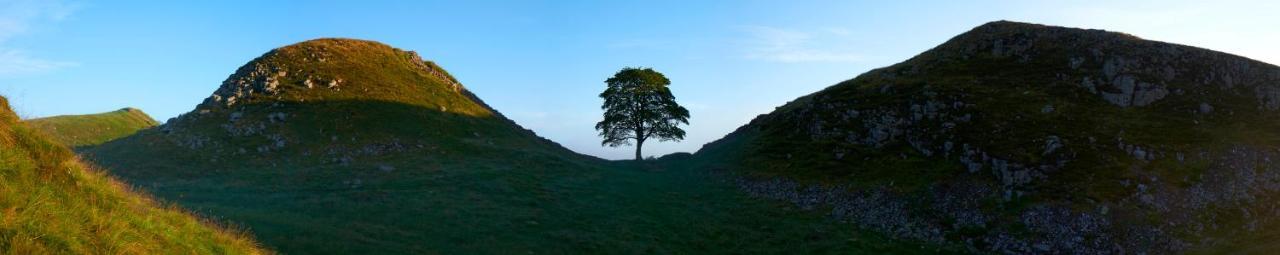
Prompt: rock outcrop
<box><xmin>93</xmin><ymin>38</ymin><xmax>570</xmax><ymax>172</ymax></box>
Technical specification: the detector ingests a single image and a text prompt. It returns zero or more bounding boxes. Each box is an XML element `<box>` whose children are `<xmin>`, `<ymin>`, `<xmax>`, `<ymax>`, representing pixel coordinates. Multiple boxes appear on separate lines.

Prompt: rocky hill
<box><xmin>695</xmin><ymin>21</ymin><xmax>1280</xmax><ymax>254</ymax></box>
<box><xmin>82</xmin><ymin>38</ymin><xmax>600</xmax><ymax>253</ymax></box>
<box><xmin>27</xmin><ymin>107</ymin><xmax>159</xmax><ymax>148</ymax></box>
<box><xmin>88</xmin><ymin>39</ymin><xmax>583</xmax><ymax>175</ymax></box>
<box><xmin>0</xmin><ymin>96</ymin><xmax>264</xmax><ymax>254</ymax></box>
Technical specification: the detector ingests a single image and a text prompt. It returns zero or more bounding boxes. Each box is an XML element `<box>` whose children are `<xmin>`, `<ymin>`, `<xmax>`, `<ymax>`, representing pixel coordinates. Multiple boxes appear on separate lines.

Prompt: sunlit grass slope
<box><xmin>0</xmin><ymin>96</ymin><xmax>266</xmax><ymax>254</ymax></box>
<box><xmin>27</xmin><ymin>107</ymin><xmax>159</xmax><ymax>148</ymax></box>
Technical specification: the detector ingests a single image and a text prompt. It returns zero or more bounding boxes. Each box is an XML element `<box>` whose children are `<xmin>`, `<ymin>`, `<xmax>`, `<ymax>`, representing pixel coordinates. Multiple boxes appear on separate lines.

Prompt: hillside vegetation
<box><xmin>83</xmin><ymin>38</ymin><xmax>952</xmax><ymax>254</ymax></box>
<box><xmin>0</xmin><ymin>96</ymin><xmax>265</xmax><ymax>254</ymax></box>
<box><xmin>696</xmin><ymin>21</ymin><xmax>1280</xmax><ymax>254</ymax></box>
<box><xmin>54</xmin><ymin>22</ymin><xmax>1280</xmax><ymax>254</ymax></box>
<box><xmin>27</xmin><ymin>107</ymin><xmax>159</xmax><ymax>148</ymax></box>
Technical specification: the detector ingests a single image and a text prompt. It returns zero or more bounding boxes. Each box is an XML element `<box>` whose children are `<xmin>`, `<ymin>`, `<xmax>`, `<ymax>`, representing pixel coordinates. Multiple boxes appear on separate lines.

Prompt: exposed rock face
<box><xmin>697</xmin><ymin>21</ymin><xmax>1280</xmax><ymax>254</ymax></box>
<box><xmin>1099</xmin><ymin>75</ymin><xmax>1169</xmax><ymax>107</ymax></box>
<box><xmin>730</xmin><ymin>144</ymin><xmax>1280</xmax><ymax>254</ymax></box>
<box><xmin>202</xmin><ymin>62</ymin><xmax>291</xmax><ymax>108</ymax></box>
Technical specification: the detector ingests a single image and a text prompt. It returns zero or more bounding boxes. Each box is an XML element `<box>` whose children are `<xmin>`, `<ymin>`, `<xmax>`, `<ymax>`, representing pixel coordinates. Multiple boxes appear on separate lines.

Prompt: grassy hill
<box><xmin>27</xmin><ymin>107</ymin><xmax>159</xmax><ymax>148</ymax></box>
<box><xmin>0</xmin><ymin>96</ymin><xmax>264</xmax><ymax>254</ymax></box>
<box><xmin>84</xmin><ymin>38</ymin><xmax>951</xmax><ymax>254</ymax></box>
<box><xmin>695</xmin><ymin>21</ymin><xmax>1280</xmax><ymax>254</ymax></box>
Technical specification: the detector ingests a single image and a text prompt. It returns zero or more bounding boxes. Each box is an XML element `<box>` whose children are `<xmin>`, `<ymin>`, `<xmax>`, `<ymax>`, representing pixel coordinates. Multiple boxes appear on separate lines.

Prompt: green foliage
<box><xmin>596</xmin><ymin>67</ymin><xmax>690</xmax><ymax>160</ymax></box>
<box><xmin>0</xmin><ymin>96</ymin><xmax>265</xmax><ymax>254</ymax></box>
<box><xmin>27</xmin><ymin>107</ymin><xmax>159</xmax><ymax>148</ymax></box>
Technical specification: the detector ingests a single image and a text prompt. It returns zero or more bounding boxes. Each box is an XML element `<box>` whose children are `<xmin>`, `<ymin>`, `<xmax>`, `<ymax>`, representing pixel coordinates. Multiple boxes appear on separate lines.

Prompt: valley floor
<box><xmin>103</xmin><ymin>152</ymin><xmax>957</xmax><ymax>254</ymax></box>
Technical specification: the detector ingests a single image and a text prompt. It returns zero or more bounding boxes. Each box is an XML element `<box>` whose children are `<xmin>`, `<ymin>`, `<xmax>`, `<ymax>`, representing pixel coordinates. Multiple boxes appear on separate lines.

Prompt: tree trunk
<box><xmin>635</xmin><ymin>139</ymin><xmax>644</xmax><ymax>161</ymax></box>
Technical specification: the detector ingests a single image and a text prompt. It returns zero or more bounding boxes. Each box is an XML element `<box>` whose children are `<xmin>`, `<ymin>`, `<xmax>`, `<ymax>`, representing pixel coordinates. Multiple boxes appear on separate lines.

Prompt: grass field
<box><xmin>82</xmin><ymin>100</ymin><xmax>956</xmax><ymax>254</ymax></box>
<box><xmin>90</xmin><ymin>151</ymin><xmax>954</xmax><ymax>254</ymax></box>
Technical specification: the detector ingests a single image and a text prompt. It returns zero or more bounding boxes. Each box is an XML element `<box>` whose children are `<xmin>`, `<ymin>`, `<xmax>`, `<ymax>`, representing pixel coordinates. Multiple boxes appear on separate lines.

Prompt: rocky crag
<box><xmin>697</xmin><ymin>21</ymin><xmax>1280</xmax><ymax>254</ymax></box>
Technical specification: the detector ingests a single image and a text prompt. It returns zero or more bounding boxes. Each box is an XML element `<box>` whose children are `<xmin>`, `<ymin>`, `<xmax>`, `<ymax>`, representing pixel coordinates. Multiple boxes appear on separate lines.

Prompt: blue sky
<box><xmin>1</xmin><ymin>0</ymin><xmax>1277</xmax><ymax>159</ymax></box>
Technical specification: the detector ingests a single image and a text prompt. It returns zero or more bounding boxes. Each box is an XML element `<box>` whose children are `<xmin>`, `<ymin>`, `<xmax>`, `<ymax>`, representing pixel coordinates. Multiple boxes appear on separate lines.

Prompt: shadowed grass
<box><xmin>80</xmin><ymin>38</ymin><xmax>957</xmax><ymax>254</ymax></box>
<box><xmin>85</xmin><ymin>98</ymin><xmax>954</xmax><ymax>254</ymax></box>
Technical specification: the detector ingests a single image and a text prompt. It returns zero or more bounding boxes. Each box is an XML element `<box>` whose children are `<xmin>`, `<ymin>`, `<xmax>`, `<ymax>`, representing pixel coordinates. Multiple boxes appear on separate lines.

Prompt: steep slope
<box><xmin>0</xmin><ymin>96</ymin><xmax>264</xmax><ymax>254</ymax></box>
<box><xmin>85</xmin><ymin>38</ymin><xmax>948</xmax><ymax>254</ymax></box>
<box><xmin>27</xmin><ymin>107</ymin><xmax>159</xmax><ymax>148</ymax></box>
<box><xmin>696</xmin><ymin>21</ymin><xmax>1280</xmax><ymax>254</ymax></box>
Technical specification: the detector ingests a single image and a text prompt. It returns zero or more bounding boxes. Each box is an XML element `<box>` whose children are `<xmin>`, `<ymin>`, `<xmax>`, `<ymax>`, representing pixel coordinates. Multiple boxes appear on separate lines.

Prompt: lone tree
<box><xmin>596</xmin><ymin>67</ymin><xmax>690</xmax><ymax>160</ymax></box>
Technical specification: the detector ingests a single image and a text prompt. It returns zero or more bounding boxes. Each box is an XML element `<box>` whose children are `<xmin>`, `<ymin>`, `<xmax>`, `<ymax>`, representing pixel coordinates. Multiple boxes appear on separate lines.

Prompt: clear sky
<box><xmin>1</xmin><ymin>0</ymin><xmax>1277</xmax><ymax>160</ymax></box>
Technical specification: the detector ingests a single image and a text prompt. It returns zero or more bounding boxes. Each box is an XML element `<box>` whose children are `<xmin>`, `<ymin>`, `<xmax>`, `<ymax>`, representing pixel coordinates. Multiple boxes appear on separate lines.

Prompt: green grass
<box><xmin>76</xmin><ymin>39</ymin><xmax>954</xmax><ymax>254</ymax></box>
<box><xmin>27</xmin><ymin>107</ymin><xmax>159</xmax><ymax>148</ymax></box>
<box><xmin>86</xmin><ymin>99</ymin><xmax>953</xmax><ymax>254</ymax></box>
<box><xmin>98</xmin><ymin>149</ymin><xmax>952</xmax><ymax>254</ymax></box>
<box><xmin>28</xmin><ymin>24</ymin><xmax>1280</xmax><ymax>254</ymax></box>
<box><xmin>0</xmin><ymin>96</ymin><xmax>266</xmax><ymax>254</ymax></box>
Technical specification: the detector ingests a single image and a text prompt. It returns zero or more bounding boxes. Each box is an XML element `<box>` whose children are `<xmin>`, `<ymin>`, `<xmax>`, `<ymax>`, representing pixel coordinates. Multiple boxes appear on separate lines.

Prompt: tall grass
<box><xmin>0</xmin><ymin>96</ymin><xmax>267</xmax><ymax>254</ymax></box>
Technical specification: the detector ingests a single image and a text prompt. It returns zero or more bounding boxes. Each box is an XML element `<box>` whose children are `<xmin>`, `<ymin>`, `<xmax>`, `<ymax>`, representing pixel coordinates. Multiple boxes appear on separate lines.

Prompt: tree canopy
<box><xmin>596</xmin><ymin>67</ymin><xmax>690</xmax><ymax>160</ymax></box>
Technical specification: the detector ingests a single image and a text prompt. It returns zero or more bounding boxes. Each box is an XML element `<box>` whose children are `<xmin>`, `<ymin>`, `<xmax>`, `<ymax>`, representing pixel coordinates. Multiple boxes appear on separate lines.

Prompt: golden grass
<box><xmin>0</xmin><ymin>96</ymin><xmax>268</xmax><ymax>254</ymax></box>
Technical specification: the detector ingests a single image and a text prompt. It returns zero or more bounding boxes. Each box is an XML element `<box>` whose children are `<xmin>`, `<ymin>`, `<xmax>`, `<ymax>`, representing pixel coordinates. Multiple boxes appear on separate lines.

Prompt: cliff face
<box><xmin>697</xmin><ymin>21</ymin><xmax>1280</xmax><ymax>254</ymax></box>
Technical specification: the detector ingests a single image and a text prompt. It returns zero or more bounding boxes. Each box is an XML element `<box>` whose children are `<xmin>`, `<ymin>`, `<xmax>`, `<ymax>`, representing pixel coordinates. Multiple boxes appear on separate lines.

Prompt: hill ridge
<box><xmin>191</xmin><ymin>38</ymin><xmax>496</xmax><ymax>121</ymax></box>
<box><xmin>116</xmin><ymin>37</ymin><xmax>582</xmax><ymax>171</ymax></box>
<box><xmin>27</xmin><ymin>106</ymin><xmax>160</xmax><ymax>148</ymax></box>
<box><xmin>696</xmin><ymin>20</ymin><xmax>1280</xmax><ymax>254</ymax></box>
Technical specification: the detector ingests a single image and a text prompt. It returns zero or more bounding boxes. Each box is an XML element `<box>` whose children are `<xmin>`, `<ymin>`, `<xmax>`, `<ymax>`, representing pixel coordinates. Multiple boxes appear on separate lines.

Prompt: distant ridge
<box><xmin>28</xmin><ymin>107</ymin><xmax>159</xmax><ymax>148</ymax></box>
